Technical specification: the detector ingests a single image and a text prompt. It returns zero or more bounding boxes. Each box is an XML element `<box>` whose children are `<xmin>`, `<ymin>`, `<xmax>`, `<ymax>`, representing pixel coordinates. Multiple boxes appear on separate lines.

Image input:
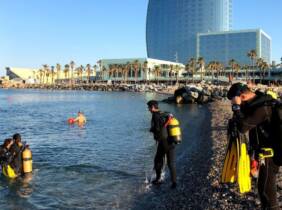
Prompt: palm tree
<box><xmin>174</xmin><ymin>65</ymin><xmax>181</xmax><ymax>84</ymax></box>
<box><xmin>96</xmin><ymin>60</ymin><xmax>102</xmax><ymax>80</ymax></box>
<box><xmin>42</xmin><ymin>64</ymin><xmax>49</xmax><ymax>84</ymax></box>
<box><xmin>197</xmin><ymin>57</ymin><xmax>205</xmax><ymax>81</ymax></box>
<box><xmin>118</xmin><ymin>64</ymin><xmax>123</xmax><ymax>78</ymax></box>
<box><xmin>142</xmin><ymin>61</ymin><xmax>148</xmax><ymax>81</ymax></box>
<box><xmin>256</xmin><ymin>58</ymin><xmax>264</xmax><ymax>83</ymax></box>
<box><xmin>247</xmin><ymin>49</ymin><xmax>257</xmax><ymax>81</ymax></box>
<box><xmin>257</xmin><ymin>59</ymin><xmax>269</xmax><ymax>83</ymax></box>
<box><xmin>79</xmin><ymin>65</ymin><xmax>84</xmax><ymax>82</ymax></box>
<box><xmin>102</xmin><ymin>66</ymin><xmax>107</xmax><ymax>81</ymax></box>
<box><xmin>153</xmin><ymin>65</ymin><xmax>161</xmax><ymax>84</ymax></box>
<box><xmin>213</xmin><ymin>61</ymin><xmax>222</xmax><ymax>84</ymax></box>
<box><xmin>228</xmin><ymin>59</ymin><xmax>236</xmax><ymax>78</ymax></box>
<box><xmin>50</xmin><ymin>66</ymin><xmax>56</xmax><ymax>84</ymax></box>
<box><xmin>125</xmin><ymin>62</ymin><xmax>131</xmax><ymax>82</ymax></box>
<box><xmin>56</xmin><ymin>63</ymin><xmax>61</xmax><ymax>83</ymax></box>
<box><xmin>262</xmin><ymin>62</ymin><xmax>269</xmax><ymax>82</ymax></box>
<box><xmin>133</xmin><ymin>60</ymin><xmax>139</xmax><ymax>83</ymax></box>
<box><xmin>70</xmin><ymin>60</ymin><xmax>75</xmax><ymax>84</ymax></box>
<box><xmin>169</xmin><ymin>64</ymin><xmax>175</xmax><ymax>85</ymax></box>
<box><xmin>75</xmin><ymin>67</ymin><xmax>80</xmax><ymax>82</ymax></box>
<box><xmin>241</xmin><ymin>65</ymin><xmax>249</xmax><ymax>82</ymax></box>
<box><xmin>64</xmin><ymin>64</ymin><xmax>70</xmax><ymax>81</ymax></box>
<box><xmin>234</xmin><ymin>63</ymin><xmax>241</xmax><ymax>80</ymax></box>
<box><xmin>39</xmin><ymin>69</ymin><xmax>44</xmax><ymax>84</ymax></box>
<box><xmin>207</xmin><ymin>62</ymin><xmax>214</xmax><ymax>82</ymax></box>
<box><xmin>86</xmin><ymin>64</ymin><xmax>92</xmax><ymax>83</ymax></box>
<box><xmin>45</xmin><ymin>69</ymin><xmax>50</xmax><ymax>84</ymax></box>
<box><xmin>93</xmin><ymin>65</ymin><xmax>97</xmax><ymax>78</ymax></box>
<box><xmin>108</xmin><ymin>64</ymin><xmax>113</xmax><ymax>79</ymax></box>
<box><xmin>188</xmin><ymin>58</ymin><xmax>196</xmax><ymax>83</ymax></box>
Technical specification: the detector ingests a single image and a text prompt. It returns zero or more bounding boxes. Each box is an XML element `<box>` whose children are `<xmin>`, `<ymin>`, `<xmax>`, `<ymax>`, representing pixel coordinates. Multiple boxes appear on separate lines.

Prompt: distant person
<box><xmin>227</xmin><ymin>83</ymin><xmax>280</xmax><ymax>210</ymax></box>
<box><xmin>10</xmin><ymin>133</ymin><xmax>24</xmax><ymax>175</ymax></box>
<box><xmin>74</xmin><ymin>111</ymin><xmax>87</xmax><ymax>125</ymax></box>
<box><xmin>147</xmin><ymin>100</ymin><xmax>177</xmax><ymax>189</ymax></box>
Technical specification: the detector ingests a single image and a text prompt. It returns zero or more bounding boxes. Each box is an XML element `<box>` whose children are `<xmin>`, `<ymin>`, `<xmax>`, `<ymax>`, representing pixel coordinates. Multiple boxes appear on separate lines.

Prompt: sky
<box><xmin>0</xmin><ymin>0</ymin><xmax>281</xmax><ymax>76</ymax></box>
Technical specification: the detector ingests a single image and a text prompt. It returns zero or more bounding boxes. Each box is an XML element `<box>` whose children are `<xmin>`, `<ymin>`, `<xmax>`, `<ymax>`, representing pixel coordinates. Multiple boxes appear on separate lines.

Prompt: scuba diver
<box><xmin>0</xmin><ymin>138</ymin><xmax>17</xmax><ymax>178</ymax></box>
<box><xmin>0</xmin><ymin>138</ymin><xmax>14</xmax><ymax>163</ymax></box>
<box><xmin>0</xmin><ymin>134</ymin><xmax>33</xmax><ymax>179</ymax></box>
<box><xmin>226</xmin><ymin>83</ymin><xmax>280</xmax><ymax>210</ymax></box>
<box><xmin>147</xmin><ymin>100</ymin><xmax>177</xmax><ymax>189</ymax></box>
<box><xmin>10</xmin><ymin>133</ymin><xmax>24</xmax><ymax>175</ymax></box>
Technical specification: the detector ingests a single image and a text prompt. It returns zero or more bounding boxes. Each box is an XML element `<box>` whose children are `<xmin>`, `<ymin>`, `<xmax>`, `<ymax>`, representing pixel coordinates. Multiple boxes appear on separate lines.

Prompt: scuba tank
<box><xmin>22</xmin><ymin>145</ymin><xmax>32</xmax><ymax>173</ymax></box>
<box><xmin>164</xmin><ymin>114</ymin><xmax>182</xmax><ymax>144</ymax></box>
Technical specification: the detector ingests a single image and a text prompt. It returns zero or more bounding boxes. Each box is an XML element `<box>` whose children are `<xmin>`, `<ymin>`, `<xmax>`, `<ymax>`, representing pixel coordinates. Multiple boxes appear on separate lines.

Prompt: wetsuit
<box><xmin>0</xmin><ymin>146</ymin><xmax>13</xmax><ymax>166</ymax></box>
<box><xmin>150</xmin><ymin>111</ymin><xmax>176</xmax><ymax>184</ymax></box>
<box><xmin>9</xmin><ymin>143</ymin><xmax>23</xmax><ymax>175</ymax></box>
<box><xmin>234</xmin><ymin>93</ymin><xmax>280</xmax><ymax>210</ymax></box>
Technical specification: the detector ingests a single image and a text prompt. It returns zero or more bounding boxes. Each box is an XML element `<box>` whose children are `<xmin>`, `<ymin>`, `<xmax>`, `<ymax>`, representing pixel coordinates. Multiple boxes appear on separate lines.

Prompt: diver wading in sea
<box><xmin>224</xmin><ymin>83</ymin><xmax>281</xmax><ymax>210</ymax></box>
<box><xmin>0</xmin><ymin>134</ymin><xmax>33</xmax><ymax>178</ymax></box>
<box><xmin>147</xmin><ymin>100</ymin><xmax>181</xmax><ymax>189</ymax></box>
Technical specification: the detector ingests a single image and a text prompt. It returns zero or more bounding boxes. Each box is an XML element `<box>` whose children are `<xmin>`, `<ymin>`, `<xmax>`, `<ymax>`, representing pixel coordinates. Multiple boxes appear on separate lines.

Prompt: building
<box><xmin>99</xmin><ymin>58</ymin><xmax>185</xmax><ymax>81</ymax></box>
<box><xmin>6</xmin><ymin>66</ymin><xmax>98</xmax><ymax>84</ymax></box>
<box><xmin>6</xmin><ymin>67</ymin><xmax>39</xmax><ymax>83</ymax></box>
<box><xmin>197</xmin><ymin>29</ymin><xmax>271</xmax><ymax>66</ymax></box>
<box><xmin>146</xmin><ymin>0</ymin><xmax>232</xmax><ymax>63</ymax></box>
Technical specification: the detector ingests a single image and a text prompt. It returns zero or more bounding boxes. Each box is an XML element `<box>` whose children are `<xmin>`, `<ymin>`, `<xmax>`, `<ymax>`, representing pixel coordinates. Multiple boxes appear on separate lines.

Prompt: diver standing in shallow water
<box><xmin>147</xmin><ymin>100</ymin><xmax>177</xmax><ymax>189</ymax></box>
<box><xmin>10</xmin><ymin>133</ymin><xmax>24</xmax><ymax>175</ymax></box>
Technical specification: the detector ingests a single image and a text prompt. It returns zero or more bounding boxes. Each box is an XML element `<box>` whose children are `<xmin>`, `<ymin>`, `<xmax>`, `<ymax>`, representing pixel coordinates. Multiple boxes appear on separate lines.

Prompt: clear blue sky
<box><xmin>0</xmin><ymin>0</ymin><xmax>281</xmax><ymax>76</ymax></box>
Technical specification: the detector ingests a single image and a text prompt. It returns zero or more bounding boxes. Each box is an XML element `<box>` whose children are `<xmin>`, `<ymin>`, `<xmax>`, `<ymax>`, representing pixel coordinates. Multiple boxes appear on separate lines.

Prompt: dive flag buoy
<box><xmin>68</xmin><ymin>118</ymin><xmax>75</xmax><ymax>124</ymax></box>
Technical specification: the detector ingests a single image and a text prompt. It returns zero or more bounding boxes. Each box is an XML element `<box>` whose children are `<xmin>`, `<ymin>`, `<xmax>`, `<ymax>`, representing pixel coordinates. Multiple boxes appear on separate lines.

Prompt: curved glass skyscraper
<box><xmin>146</xmin><ymin>0</ymin><xmax>232</xmax><ymax>64</ymax></box>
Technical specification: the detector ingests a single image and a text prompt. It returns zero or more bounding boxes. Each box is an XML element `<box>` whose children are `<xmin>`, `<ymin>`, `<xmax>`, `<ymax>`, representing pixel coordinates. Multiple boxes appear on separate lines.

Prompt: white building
<box><xmin>98</xmin><ymin>58</ymin><xmax>185</xmax><ymax>82</ymax></box>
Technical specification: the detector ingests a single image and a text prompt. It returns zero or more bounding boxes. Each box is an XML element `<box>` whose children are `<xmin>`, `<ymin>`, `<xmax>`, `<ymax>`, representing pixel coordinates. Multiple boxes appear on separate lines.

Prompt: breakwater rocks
<box><xmin>17</xmin><ymin>83</ymin><xmax>176</xmax><ymax>93</ymax></box>
<box><xmin>163</xmin><ymin>83</ymin><xmax>282</xmax><ymax>104</ymax></box>
<box><xmin>163</xmin><ymin>85</ymin><xmax>230</xmax><ymax>104</ymax></box>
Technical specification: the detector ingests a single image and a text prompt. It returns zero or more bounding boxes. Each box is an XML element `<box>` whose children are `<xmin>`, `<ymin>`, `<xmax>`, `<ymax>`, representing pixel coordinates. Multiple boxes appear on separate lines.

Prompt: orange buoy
<box><xmin>68</xmin><ymin>118</ymin><xmax>75</xmax><ymax>124</ymax></box>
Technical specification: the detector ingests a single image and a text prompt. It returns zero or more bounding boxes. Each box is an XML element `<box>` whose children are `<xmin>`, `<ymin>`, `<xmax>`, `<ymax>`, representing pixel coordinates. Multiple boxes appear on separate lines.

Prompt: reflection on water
<box><xmin>0</xmin><ymin>89</ymin><xmax>205</xmax><ymax>209</ymax></box>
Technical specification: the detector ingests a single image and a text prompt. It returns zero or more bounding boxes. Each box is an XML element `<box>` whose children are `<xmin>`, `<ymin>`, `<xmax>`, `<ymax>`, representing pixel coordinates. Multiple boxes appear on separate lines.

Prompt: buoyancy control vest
<box><xmin>244</xmin><ymin>93</ymin><xmax>282</xmax><ymax>165</ymax></box>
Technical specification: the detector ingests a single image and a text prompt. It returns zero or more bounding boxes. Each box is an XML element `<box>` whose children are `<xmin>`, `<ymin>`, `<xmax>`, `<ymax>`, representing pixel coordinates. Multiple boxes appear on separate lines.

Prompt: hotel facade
<box><xmin>146</xmin><ymin>0</ymin><xmax>232</xmax><ymax>63</ymax></box>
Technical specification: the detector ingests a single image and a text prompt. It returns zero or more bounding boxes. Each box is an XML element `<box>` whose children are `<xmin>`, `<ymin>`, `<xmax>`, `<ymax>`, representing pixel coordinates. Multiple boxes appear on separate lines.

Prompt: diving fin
<box><xmin>237</xmin><ymin>136</ymin><xmax>251</xmax><ymax>194</ymax></box>
<box><xmin>221</xmin><ymin>136</ymin><xmax>238</xmax><ymax>183</ymax></box>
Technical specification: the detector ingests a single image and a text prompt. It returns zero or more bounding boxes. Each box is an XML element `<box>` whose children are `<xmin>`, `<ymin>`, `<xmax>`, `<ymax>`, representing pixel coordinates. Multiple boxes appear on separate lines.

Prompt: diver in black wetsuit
<box><xmin>147</xmin><ymin>100</ymin><xmax>177</xmax><ymax>189</ymax></box>
<box><xmin>10</xmin><ymin>133</ymin><xmax>24</xmax><ymax>175</ymax></box>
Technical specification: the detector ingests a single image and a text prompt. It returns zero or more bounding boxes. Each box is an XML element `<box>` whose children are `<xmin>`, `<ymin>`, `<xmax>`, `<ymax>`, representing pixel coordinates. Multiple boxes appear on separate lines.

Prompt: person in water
<box><xmin>147</xmin><ymin>100</ymin><xmax>177</xmax><ymax>189</ymax></box>
<box><xmin>74</xmin><ymin>111</ymin><xmax>87</xmax><ymax>125</ymax></box>
<box><xmin>0</xmin><ymin>138</ymin><xmax>14</xmax><ymax>167</ymax></box>
<box><xmin>10</xmin><ymin>133</ymin><xmax>24</xmax><ymax>175</ymax></box>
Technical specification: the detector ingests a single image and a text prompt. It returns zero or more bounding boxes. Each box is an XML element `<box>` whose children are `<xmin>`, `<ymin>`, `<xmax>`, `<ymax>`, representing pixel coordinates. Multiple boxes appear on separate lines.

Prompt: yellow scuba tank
<box><xmin>266</xmin><ymin>90</ymin><xmax>278</xmax><ymax>99</ymax></box>
<box><xmin>22</xmin><ymin>145</ymin><xmax>32</xmax><ymax>173</ymax></box>
<box><xmin>2</xmin><ymin>164</ymin><xmax>17</xmax><ymax>178</ymax></box>
<box><xmin>166</xmin><ymin>116</ymin><xmax>182</xmax><ymax>144</ymax></box>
